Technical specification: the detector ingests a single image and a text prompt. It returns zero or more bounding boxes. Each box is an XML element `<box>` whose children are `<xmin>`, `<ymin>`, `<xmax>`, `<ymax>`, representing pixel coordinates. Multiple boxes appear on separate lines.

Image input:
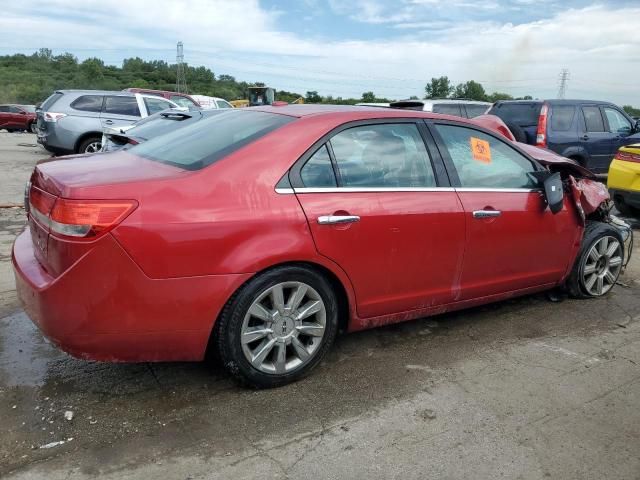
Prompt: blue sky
<box><xmin>1</xmin><ymin>0</ymin><xmax>639</xmax><ymax>104</ymax></box>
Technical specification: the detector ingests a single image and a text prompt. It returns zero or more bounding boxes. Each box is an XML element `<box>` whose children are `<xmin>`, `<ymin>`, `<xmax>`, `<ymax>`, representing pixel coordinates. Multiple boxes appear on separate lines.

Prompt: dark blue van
<box><xmin>488</xmin><ymin>100</ymin><xmax>640</xmax><ymax>173</ymax></box>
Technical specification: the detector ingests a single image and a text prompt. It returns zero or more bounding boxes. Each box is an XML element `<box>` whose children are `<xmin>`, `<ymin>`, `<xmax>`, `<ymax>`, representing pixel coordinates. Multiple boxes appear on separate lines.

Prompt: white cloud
<box><xmin>0</xmin><ymin>1</ymin><xmax>638</xmax><ymax>104</ymax></box>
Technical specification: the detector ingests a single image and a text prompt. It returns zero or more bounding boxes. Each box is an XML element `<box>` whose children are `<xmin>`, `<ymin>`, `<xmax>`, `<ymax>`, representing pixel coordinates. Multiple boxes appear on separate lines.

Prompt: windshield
<box><xmin>21</xmin><ymin>105</ymin><xmax>36</xmax><ymax>113</ymax></box>
<box><xmin>130</xmin><ymin>110</ymin><xmax>294</xmax><ymax>170</ymax></box>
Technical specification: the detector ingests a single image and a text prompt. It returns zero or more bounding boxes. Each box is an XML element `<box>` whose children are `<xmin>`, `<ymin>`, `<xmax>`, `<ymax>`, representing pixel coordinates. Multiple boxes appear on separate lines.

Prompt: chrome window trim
<box><xmin>455</xmin><ymin>188</ymin><xmax>542</xmax><ymax>193</ymax></box>
<box><xmin>276</xmin><ymin>187</ymin><xmax>542</xmax><ymax>194</ymax></box>
<box><xmin>293</xmin><ymin>187</ymin><xmax>456</xmax><ymax>193</ymax></box>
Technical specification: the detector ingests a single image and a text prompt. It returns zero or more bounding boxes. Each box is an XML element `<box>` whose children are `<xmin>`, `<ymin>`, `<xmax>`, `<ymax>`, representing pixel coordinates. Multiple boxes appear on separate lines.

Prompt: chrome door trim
<box><xmin>275</xmin><ymin>187</ymin><xmax>295</xmax><ymax>194</ymax></box>
<box><xmin>455</xmin><ymin>188</ymin><xmax>542</xmax><ymax>193</ymax></box>
<box><xmin>317</xmin><ymin>215</ymin><xmax>361</xmax><ymax>225</ymax></box>
<box><xmin>472</xmin><ymin>210</ymin><xmax>502</xmax><ymax>218</ymax></box>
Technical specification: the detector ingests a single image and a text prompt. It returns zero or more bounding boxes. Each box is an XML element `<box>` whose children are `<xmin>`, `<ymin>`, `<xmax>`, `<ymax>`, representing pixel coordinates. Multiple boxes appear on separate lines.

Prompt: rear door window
<box><xmin>0</xmin><ymin>106</ymin><xmax>9</xmax><ymax>112</ymax></box>
<box><xmin>550</xmin><ymin>106</ymin><xmax>575</xmax><ymax>131</ymax></box>
<box><xmin>432</xmin><ymin>104</ymin><xmax>463</xmax><ymax>117</ymax></box>
<box><xmin>329</xmin><ymin>123</ymin><xmax>436</xmax><ymax>188</ymax></box>
<box><xmin>300</xmin><ymin>145</ymin><xmax>337</xmax><ymax>188</ymax></box>
<box><xmin>130</xmin><ymin>110</ymin><xmax>294</xmax><ymax>170</ymax></box>
<box><xmin>70</xmin><ymin>95</ymin><xmax>104</xmax><ymax>112</ymax></box>
<box><xmin>434</xmin><ymin>124</ymin><xmax>538</xmax><ymax>189</ymax></box>
<box><xmin>216</xmin><ymin>100</ymin><xmax>232</xmax><ymax>109</ymax></box>
<box><xmin>582</xmin><ymin>106</ymin><xmax>605</xmax><ymax>132</ymax></box>
<box><xmin>104</xmin><ymin>96</ymin><xmax>141</xmax><ymax>117</ymax></box>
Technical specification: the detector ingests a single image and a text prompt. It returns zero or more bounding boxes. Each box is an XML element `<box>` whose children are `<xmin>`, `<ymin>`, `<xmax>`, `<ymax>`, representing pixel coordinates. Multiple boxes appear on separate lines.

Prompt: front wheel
<box><xmin>566</xmin><ymin>222</ymin><xmax>624</xmax><ymax>298</ymax></box>
<box><xmin>29</xmin><ymin>122</ymin><xmax>37</xmax><ymax>134</ymax></box>
<box><xmin>216</xmin><ymin>266</ymin><xmax>338</xmax><ymax>388</ymax></box>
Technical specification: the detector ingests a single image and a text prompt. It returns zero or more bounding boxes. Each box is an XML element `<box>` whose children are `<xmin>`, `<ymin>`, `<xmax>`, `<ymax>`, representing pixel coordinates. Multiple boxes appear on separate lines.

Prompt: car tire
<box><xmin>506</xmin><ymin>122</ymin><xmax>527</xmax><ymax>143</ymax></box>
<box><xmin>77</xmin><ymin>136</ymin><xmax>102</xmax><ymax>154</ymax></box>
<box><xmin>566</xmin><ymin>221</ymin><xmax>624</xmax><ymax>298</ymax></box>
<box><xmin>216</xmin><ymin>265</ymin><xmax>339</xmax><ymax>388</ymax></box>
<box><xmin>29</xmin><ymin>122</ymin><xmax>37</xmax><ymax>134</ymax></box>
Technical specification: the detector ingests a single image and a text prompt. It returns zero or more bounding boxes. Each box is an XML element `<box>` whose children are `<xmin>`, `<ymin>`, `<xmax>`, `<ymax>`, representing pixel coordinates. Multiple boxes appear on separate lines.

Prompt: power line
<box><xmin>557</xmin><ymin>68</ymin><xmax>569</xmax><ymax>99</ymax></box>
<box><xmin>175</xmin><ymin>41</ymin><xmax>187</xmax><ymax>94</ymax></box>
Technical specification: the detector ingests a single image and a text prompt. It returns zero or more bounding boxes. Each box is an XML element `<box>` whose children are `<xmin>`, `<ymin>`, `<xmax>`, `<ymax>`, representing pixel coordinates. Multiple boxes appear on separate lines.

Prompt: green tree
<box><xmin>487</xmin><ymin>92</ymin><xmax>514</xmax><ymax>102</ymax></box>
<box><xmin>361</xmin><ymin>91</ymin><xmax>376</xmax><ymax>102</ymax></box>
<box><xmin>305</xmin><ymin>91</ymin><xmax>322</xmax><ymax>103</ymax></box>
<box><xmin>452</xmin><ymin>80</ymin><xmax>486</xmax><ymax>101</ymax></box>
<box><xmin>425</xmin><ymin>76</ymin><xmax>453</xmax><ymax>99</ymax></box>
<box><xmin>623</xmin><ymin>105</ymin><xmax>640</xmax><ymax>117</ymax></box>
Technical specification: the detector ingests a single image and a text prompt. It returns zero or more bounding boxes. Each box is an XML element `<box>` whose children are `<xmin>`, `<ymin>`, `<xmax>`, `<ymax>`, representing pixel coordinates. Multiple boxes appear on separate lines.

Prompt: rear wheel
<box><xmin>566</xmin><ymin>222</ymin><xmax>624</xmax><ymax>298</ymax></box>
<box><xmin>29</xmin><ymin>122</ymin><xmax>37</xmax><ymax>134</ymax></box>
<box><xmin>216</xmin><ymin>265</ymin><xmax>338</xmax><ymax>388</ymax></box>
<box><xmin>78</xmin><ymin>136</ymin><xmax>102</xmax><ymax>154</ymax></box>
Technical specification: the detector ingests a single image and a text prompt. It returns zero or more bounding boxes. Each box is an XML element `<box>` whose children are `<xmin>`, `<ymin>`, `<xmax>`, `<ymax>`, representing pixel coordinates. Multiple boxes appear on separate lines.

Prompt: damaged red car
<box><xmin>13</xmin><ymin>105</ymin><xmax>633</xmax><ymax>388</ymax></box>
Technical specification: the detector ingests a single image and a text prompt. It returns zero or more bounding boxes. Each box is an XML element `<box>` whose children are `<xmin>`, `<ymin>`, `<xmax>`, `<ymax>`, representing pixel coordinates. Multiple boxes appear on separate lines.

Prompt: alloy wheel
<box><xmin>582</xmin><ymin>235</ymin><xmax>622</xmax><ymax>296</ymax></box>
<box><xmin>241</xmin><ymin>281</ymin><xmax>327</xmax><ymax>374</ymax></box>
<box><xmin>84</xmin><ymin>141</ymin><xmax>102</xmax><ymax>153</ymax></box>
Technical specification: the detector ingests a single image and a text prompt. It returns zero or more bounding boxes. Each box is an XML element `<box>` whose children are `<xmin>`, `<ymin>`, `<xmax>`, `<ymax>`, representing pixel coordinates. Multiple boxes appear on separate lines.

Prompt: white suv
<box><xmin>390</xmin><ymin>99</ymin><xmax>491</xmax><ymax>118</ymax></box>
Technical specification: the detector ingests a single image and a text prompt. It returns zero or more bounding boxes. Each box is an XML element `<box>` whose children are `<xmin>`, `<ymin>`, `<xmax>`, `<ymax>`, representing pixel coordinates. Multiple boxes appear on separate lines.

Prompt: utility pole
<box><xmin>557</xmin><ymin>68</ymin><xmax>569</xmax><ymax>99</ymax></box>
<box><xmin>176</xmin><ymin>41</ymin><xmax>188</xmax><ymax>94</ymax></box>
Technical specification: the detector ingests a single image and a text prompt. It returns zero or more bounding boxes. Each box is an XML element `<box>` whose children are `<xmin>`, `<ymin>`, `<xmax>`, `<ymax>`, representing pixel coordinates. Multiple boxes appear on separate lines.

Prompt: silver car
<box><xmin>36</xmin><ymin>90</ymin><xmax>180</xmax><ymax>155</ymax></box>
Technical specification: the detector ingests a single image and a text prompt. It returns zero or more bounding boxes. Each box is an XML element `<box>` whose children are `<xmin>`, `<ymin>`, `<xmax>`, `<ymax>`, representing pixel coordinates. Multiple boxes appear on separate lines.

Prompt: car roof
<box><xmin>249</xmin><ymin>104</ymin><xmax>469</xmax><ymax>121</ymax></box>
<box><xmin>495</xmin><ymin>99</ymin><xmax>615</xmax><ymax>105</ymax></box>
<box><xmin>125</xmin><ymin>88</ymin><xmax>193</xmax><ymax>97</ymax></box>
<box><xmin>55</xmin><ymin>89</ymin><xmax>137</xmax><ymax>96</ymax></box>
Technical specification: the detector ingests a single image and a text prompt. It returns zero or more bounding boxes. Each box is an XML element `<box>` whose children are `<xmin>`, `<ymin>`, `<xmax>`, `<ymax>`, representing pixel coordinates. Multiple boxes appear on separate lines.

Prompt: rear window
<box><xmin>550</xmin><ymin>106</ymin><xmax>575</xmax><ymax>131</ymax></box>
<box><xmin>130</xmin><ymin>110</ymin><xmax>294</xmax><ymax>170</ymax></box>
<box><xmin>170</xmin><ymin>95</ymin><xmax>198</xmax><ymax>108</ymax></box>
<box><xmin>127</xmin><ymin>111</ymin><xmax>224</xmax><ymax>140</ymax></box>
<box><xmin>70</xmin><ymin>95</ymin><xmax>104</xmax><ymax>112</ymax></box>
<box><xmin>432</xmin><ymin>104</ymin><xmax>463</xmax><ymax>117</ymax></box>
<box><xmin>464</xmin><ymin>104</ymin><xmax>489</xmax><ymax>118</ymax></box>
<box><xmin>40</xmin><ymin>92</ymin><xmax>64</xmax><ymax>111</ymax></box>
<box><xmin>488</xmin><ymin>103</ymin><xmax>542</xmax><ymax>127</ymax></box>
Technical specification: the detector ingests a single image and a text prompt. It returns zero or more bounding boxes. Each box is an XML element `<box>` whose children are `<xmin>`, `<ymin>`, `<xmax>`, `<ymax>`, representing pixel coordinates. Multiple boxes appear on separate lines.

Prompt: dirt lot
<box><xmin>0</xmin><ymin>131</ymin><xmax>639</xmax><ymax>479</ymax></box>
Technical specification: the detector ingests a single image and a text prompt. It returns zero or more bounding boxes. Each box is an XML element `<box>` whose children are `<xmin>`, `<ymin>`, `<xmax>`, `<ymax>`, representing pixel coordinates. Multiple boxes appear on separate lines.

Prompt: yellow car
<box><xmin>608</xmin><ymin>143</ymin><xmax>640</xmax><ymax>216</ymax></box>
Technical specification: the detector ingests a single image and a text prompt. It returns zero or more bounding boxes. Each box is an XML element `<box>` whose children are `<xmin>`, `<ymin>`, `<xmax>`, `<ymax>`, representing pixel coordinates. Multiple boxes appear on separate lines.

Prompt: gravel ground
<box><xmin>0</xmin><ymin>131</ymin><xmax>639</xmax><ymax>480</ymax></box>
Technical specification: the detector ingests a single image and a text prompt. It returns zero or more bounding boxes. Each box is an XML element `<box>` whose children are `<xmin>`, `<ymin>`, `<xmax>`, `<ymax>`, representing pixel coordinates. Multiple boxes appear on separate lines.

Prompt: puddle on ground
<box><xmin>0</xmin><ymin>310</ymin><xmax>61</xmax><ymax>387</ymax></box>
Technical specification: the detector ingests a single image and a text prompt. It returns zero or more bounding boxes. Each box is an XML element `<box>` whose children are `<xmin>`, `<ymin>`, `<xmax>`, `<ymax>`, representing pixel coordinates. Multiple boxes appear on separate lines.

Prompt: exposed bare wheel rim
<box><xmin>84</xmin><ymin>141</ymin><xmax>102</xmax><ymax>153</ymax></box>
<box><xmin>240</xmin><ymin>281</ymin><xmax>327</xmax><ymax>375</ymax></box>
<box><xmin>581</xmin><ymin>235</ymin><xmax>622</xmax><ymax>296</ymax></box>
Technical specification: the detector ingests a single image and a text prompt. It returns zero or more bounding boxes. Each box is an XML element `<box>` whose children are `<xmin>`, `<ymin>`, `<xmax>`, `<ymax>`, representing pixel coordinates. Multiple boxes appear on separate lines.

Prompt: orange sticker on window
<box><xmin>470</xmin><ymin>137</ymin><xmax>491</xmax><ymax>164</ymax></box>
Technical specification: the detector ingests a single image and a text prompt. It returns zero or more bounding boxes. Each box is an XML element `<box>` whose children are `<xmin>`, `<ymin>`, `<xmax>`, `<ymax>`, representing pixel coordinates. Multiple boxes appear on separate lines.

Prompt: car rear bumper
<box><xmin>12</xmin><ymin>229</ymin><xmax>251</xmax><ymax>362</ymax></box>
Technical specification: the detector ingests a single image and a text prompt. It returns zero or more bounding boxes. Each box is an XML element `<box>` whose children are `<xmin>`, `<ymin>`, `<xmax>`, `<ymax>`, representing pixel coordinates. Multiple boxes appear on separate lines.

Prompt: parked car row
<box><xmin>14</xmin><ymin>103</ymin><xmax>633</xmax><ymax>388</ymax></box>
<box><xmin>35</xmin><ymin>90</ymin><xmax>183</xmax><ymax>154</ymax></box>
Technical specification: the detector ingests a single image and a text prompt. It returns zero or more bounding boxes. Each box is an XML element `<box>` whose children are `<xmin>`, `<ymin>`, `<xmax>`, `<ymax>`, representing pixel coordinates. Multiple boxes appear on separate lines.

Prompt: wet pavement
<box><xmin>0</xmin><ymin>132</ymin><xmax>639</xmax><ymax>479</ymax></box>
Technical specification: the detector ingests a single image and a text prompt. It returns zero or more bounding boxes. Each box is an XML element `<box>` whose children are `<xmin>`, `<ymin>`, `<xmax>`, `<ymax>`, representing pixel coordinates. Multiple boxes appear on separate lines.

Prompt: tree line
<box><xmin>0</xmin><ymin>50</ymin><xmax>638</xmax><ymax>115</ymax></box>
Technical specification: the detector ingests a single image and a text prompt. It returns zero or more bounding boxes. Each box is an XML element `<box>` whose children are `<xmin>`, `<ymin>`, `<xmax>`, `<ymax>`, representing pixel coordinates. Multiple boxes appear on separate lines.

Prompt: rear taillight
<box><xmin>536</xmin><ymin>104</ymin><xmax>548</xmax><ymax>148</ymax></box>
<box><xmin>44</xmin><ymin>112</ymin><xmax>67</xmax><ymax>123</ymax></box>
<box><xmin>28</xmin><ymin>185</ymin><xmax>137</xmax><ymax>239</ymax></box>
<box><xmin>49</xmin><ymin>199</ymin><xmax>137</xmax><ymax>238</ymax></box>
<box><xmin>615</xmin><ymin>150</ymin><xmax>640</xmax><ymax>164</ymax></box>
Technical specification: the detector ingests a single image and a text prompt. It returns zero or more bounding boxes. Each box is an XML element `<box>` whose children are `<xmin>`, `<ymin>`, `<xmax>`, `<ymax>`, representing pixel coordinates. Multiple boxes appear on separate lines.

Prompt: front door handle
<box><xmin>104</xmin><ymin>120</ymin><xmax>114</xmax><ymax>125</ymax></box>
<box><xmin>581</xmin><ymin>134</ymin><xmax>589</xmax><ymax>141</ymax></box>
<box><xmin>473</xmin><ymin>210</ymin><xmax>501</xmax><ymax>219</ymax></box>
<box><xmin>317</xmin><ymin>215</ymin><xmax>360</xmax><ymax>225</ymax></box>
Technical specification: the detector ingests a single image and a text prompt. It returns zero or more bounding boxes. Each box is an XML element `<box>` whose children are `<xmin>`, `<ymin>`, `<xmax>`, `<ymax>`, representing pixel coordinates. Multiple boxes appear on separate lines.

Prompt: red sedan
<box><xmin>13</xmin><ymin>105</ymin><xmax>632</xmax><ymax>388</ymax></box>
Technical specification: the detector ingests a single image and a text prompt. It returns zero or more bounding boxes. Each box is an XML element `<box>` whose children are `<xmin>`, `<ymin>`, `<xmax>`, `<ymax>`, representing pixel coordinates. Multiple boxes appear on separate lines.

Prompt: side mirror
<box><xmin>635</xmin><ymin>119</ymin><xmax>640</xmax><ymax>133</ymax></box>
<box><xmin>19</xmin><ymin>110</ymin><xmax>26</xmax><ymax>115</ymax></box>
<box><xmin>543</xmin><ymin>172</ymin><xmax>564</xmax><ymax>214</ymax></box>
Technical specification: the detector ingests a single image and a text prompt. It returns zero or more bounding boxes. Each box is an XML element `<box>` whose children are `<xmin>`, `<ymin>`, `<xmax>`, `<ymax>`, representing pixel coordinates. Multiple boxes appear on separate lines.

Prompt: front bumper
<box><xmin>12</xmin><ymin>229</ymin><xmax>251</xmax><ymax>362</ymax></box>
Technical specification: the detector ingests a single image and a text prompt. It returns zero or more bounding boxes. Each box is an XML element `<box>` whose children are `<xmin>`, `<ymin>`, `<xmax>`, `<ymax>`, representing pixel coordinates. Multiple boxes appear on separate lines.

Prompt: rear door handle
<box><xmin>581</xmin><ymin>134</ymin><xmax>589</xmax><ymax>141</ymax></box>
<box><xmin>317</xmin><ymin>215</ymin><xmax>360</xmax><ymax>225</ymax></box>
<box><xmin>104</xmin><ymin>120</ymin><xmax>114</xmax><ymax>125</ymax></box>
<box><xmin>473</xmin><ymin>210</ymin><xmax>501</xmax><ymax>218</ymax></box>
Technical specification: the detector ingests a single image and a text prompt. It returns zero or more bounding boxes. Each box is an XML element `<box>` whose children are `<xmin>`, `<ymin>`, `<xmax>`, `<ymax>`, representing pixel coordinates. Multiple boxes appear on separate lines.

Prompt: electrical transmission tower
<box><xmin>176</xmin><ymin>41</ymin><xmax>188</xmax><ymax>94</ymax></box>
<box><xmin>557</xmin><ymin>68</ymin><xmax>570</xmax><ymax>99</ymax></box>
